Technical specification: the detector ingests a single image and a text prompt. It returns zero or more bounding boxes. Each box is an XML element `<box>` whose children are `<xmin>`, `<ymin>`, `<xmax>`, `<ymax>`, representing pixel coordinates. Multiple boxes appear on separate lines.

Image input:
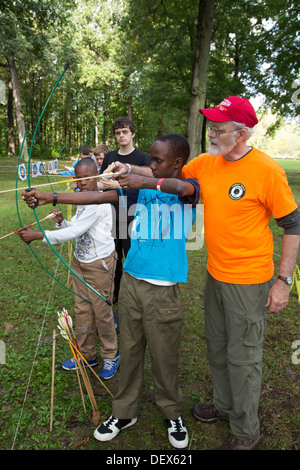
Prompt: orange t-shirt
<box><xmin>182</xmin><ymin>148</ymin><xmax>298</xmax><ymax>284</ymax></box>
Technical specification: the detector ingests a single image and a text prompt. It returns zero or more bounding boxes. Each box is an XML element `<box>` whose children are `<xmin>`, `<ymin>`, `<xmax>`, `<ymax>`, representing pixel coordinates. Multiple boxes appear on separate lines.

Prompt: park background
<box><xmin>0</xmin><ymin>0</ymin><xmax>299</xmax><ymax>451</ymax></box>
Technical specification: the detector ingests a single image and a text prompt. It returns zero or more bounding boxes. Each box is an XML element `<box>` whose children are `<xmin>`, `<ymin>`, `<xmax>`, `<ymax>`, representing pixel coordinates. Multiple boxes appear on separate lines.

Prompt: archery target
<box><xmin>39</xmin><ymin>162</ymin><xmax>46</xmax><ymax>174</ymax></box>
<box><xmin>32</xmin><ymin>163</ymin><xmax>38</xmax><ymax>177</ymax></box>
<box><xmin>18</xmin><ymin>164</ymin><xmax>26</xmax><ymax>181</ymax></box>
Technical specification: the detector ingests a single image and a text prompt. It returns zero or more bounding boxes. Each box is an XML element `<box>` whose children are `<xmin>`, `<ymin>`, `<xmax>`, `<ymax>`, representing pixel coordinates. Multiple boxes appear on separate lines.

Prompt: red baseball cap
<box><xmin>200</xmin><ymin>96</ymin><xmax>258</xmax><ymax>128</ymax></box>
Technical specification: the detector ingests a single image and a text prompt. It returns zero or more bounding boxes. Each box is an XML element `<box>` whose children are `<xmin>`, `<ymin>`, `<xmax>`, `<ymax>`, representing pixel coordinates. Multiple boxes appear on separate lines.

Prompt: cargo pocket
<box><xmin>154</xmin><ymin>284</ymin><xmax>183</xmax><ymax>331</ymax></box>
<box><xmin>235</xmin><ymin>316</ymin><xmax>266</xmax><ymax>365</ymax></box>
<box><xmin>244</xmin><ymin>318</ymin><xmax>266</xmax><ymax>347</ymax></box>
<box><xmin>154</xmin><ymin>306</ymin><xmax>183</xmax><ymax>353</ymax></box>
<box><xmin>243</xmin><ymin>283</ymin><xmax>268</xmax><ymax>353</ymax></box>
<box><xmin>155</xmin><ymin>306</ymin><xmax>183</xmax><ymax>330</ymax></box>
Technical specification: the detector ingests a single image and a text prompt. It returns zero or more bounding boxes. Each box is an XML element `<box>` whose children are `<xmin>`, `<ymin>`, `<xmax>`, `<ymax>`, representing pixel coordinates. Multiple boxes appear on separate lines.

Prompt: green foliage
<box><xmin>0</xmin><ymin>0</ymin><xmax>299</xmax><ymax>158</ymax></box>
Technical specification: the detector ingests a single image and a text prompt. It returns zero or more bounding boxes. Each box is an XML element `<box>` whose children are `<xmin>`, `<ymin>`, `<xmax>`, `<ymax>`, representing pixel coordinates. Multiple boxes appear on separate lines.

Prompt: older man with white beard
<box><xmin>104</xmin><ymin>96</ymin><xmax>300</xmax><ymax>450</ymax></box>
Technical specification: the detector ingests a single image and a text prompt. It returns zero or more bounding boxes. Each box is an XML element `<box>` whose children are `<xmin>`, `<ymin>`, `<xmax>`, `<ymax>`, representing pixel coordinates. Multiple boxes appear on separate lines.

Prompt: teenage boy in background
<box><xmin>98</xmin><ymin>117</ymin><xmax>151</xmax><ymax>303</ymax></box>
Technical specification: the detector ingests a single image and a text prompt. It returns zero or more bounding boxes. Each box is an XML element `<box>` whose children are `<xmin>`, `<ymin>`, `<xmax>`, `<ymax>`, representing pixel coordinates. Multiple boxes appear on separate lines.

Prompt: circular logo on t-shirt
<box><xmin>229</xmin><ymin>183</ymin><xmax>246</xmax><ymax>200</ymax></box>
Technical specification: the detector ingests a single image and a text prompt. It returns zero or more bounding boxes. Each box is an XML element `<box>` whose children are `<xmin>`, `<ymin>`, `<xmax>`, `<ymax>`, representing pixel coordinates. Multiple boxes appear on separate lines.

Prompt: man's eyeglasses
<box><xmin>115</xmin><ymin>129</ymin><xmax>130</xmax><ymax>136</ymax></box>
<box><xmin>207</xmin><ymin>125</ymin><xmax>239</xmax><ymax>138</ymax></box>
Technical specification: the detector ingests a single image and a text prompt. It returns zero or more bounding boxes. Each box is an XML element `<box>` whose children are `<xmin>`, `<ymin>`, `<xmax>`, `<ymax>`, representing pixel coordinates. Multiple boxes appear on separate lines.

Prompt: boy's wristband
<box><xmin>53</xmin><ymin>192</ymin><xmax>58</xmax><ymax>206</ymax></box>
<box><xmin>156</xmin><ymin>178</ymin><xmax>165</xmax><ymax>191</ymax></box>
<box><xmin>126</xmin><ymin>163</ymin><xmax>131</xmax><ymax>174</ymax></box>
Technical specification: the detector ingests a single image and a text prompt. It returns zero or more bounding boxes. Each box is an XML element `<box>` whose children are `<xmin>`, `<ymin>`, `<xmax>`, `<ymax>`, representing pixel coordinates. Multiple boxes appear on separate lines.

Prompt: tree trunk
<box><xmin>7</xmin><ymin>77</ymin><xmax>15</xmax><ymax>157</ymax></box>
<box><xmin>186</xmin><ymin>0</ymin><xmax>215</xmax><ymax>160</ymax></box>
<box><xmin>94</xmin><ymin>97</ymin><xmax>98</xmax><ymax>146</ymax></box>
<box><xmin>158</xmin><ymin>102</ymin><xmax>165</xmax><ymax>138</ymax></box>
<box><xmin>7</xmin><ymin>56</ymin><xmax>28</xmax><ymax>161</ymax></box>
<box><xmin>127</xmin><ymin>96</ymin><xmax>133</xmax><ymax>122</ymax></box>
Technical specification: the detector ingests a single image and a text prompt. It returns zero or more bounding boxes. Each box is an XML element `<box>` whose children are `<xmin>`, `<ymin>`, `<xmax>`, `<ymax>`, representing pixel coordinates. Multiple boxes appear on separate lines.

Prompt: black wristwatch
<box><xmin>277</xmin><ymin>275</ymin><xmax>293</xmax><ymax>286</ymax></box>
<box><xmin>53</xmin><ymin>192</ymin><xmax>58</xmax><ymax>207</ymax></box>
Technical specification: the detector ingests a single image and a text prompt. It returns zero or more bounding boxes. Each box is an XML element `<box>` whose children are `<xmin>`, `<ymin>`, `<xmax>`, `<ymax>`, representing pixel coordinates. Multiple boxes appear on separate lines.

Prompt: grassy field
<box><xmin>0</xmin><ymin>158</ymin><xmax>299</xmax><ymax>453</ymax></box>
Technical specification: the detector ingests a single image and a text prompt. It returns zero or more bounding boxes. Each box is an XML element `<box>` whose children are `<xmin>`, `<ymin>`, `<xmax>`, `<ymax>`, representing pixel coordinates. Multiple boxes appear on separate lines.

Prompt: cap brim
<box><xmin>199</xmin><ymin>108</ymin><xmax>232</xmax><ymax>122</ymax></box>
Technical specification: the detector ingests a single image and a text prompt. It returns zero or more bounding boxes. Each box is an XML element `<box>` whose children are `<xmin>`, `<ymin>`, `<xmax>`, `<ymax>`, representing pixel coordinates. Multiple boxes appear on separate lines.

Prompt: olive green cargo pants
<box><xmin>204</xmin><ymin>271</ymin><xmax>274</xmax><ymax>439</ymax></box>
<box><xmin>112</xmin><ymin>272</ymin><xmax>184</xmax><ymax>420</ymax></box>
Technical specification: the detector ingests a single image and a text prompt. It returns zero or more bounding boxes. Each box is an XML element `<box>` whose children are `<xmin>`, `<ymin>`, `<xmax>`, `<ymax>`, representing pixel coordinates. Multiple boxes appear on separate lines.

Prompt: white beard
<box><xmin>208</xmin><ymin>138</ymin><xmax>237</xmax><ymax>157</ymax></box>
<box><xmin>208</xmin><ymin>142</ymin><xmax>221</xmax><ymax>156</ymax></box>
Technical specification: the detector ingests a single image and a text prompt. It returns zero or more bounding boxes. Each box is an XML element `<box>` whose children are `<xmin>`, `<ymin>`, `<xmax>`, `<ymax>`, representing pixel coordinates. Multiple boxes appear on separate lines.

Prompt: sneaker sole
<box><xmin>193</xmin><ymin>413</ymin><xmax>220</xmax><ymax>423</ymax></box>
<box><xmin>62</xmin><ymin>362</ymin><xmax>98</xmax><ymax>371</ymax></box>
<box><xmin>168</xmin><ymin>434</ymin><xmax>189</xmax><ymax>449</ymax></box>
<box><xmin>99</xmin><ymin>372</ymin><xmax>116</xmax><ymax>380</ymax></box>
<box><xmin>94</xmin><ymin>418</ymin><xmax>137</xmax><ymax>442</ymax></box>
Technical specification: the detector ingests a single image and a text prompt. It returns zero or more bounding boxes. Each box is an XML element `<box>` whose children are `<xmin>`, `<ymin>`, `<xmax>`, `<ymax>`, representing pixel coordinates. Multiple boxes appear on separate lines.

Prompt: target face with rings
<box><xmin>32</xmin><ymin>163</ymin><xmax>38</xmax><ymax>176</ymax></box>
<box><xmin>229</xmin><ymin>183</ymin><xmax>246</xmax><ymax>200</ymax></box>
<box><xmin>18</xmin><ymin>164</ymin><xmax>26</xmax><ymax>181</ymax></box>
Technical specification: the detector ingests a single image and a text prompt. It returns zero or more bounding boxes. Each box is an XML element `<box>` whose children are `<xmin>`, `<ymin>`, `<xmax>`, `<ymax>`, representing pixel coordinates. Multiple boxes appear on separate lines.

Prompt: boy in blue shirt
<box><xmin>23</xmin><ymin>134</ymin><xmax>200</xmax><ymax>449</ymax></box>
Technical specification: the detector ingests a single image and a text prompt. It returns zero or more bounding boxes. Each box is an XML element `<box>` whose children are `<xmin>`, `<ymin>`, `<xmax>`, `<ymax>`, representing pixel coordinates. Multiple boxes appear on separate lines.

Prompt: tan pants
<box><xmin>112</xmin><ymin>272</ymin><xmax>184</xmax><ymax>420</ymax></box>
<box><xmin>71</xmin><ymin>251</ymin><xmax>118</xmax><ymax>361</ymax></box>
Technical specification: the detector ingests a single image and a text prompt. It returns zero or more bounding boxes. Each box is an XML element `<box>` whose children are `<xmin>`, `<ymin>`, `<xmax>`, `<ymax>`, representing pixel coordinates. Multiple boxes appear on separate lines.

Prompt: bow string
<box><xmin>16</xmin><ymin>125</ymin><xmax>90</xmax><ymax>303</ymax></box>
<box><xmin>25</xmin><ymin>62</ymin><xmax>111</xmax><ymax>306</ymax></box>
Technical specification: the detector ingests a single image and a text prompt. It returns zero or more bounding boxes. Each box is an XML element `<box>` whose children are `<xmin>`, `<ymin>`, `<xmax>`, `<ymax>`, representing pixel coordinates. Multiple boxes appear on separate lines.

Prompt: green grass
<box><xmin>275</xmin><ymin>158</ymin><xmax>300</xmax><ymax>173</ymax></box>
<box><xmin>0</xmin><ymin>158</ymin><xmax>299</xmax><ymax>451</ymax></box>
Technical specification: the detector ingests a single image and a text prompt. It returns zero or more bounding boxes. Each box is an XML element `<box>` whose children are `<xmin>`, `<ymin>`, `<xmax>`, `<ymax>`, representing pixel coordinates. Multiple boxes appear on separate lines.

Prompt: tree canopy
<box><xmin>0</xmin><ymin>0</ymin><xmax>299</xmax><ymax>160</ymax></box>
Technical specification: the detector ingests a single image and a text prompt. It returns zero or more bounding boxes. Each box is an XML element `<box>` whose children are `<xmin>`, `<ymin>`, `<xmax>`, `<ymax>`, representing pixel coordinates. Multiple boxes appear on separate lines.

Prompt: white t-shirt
<box><xmin>43</xmin><ymin>203</ymin><xmax>115</xmax><ymax>263</ymax></box>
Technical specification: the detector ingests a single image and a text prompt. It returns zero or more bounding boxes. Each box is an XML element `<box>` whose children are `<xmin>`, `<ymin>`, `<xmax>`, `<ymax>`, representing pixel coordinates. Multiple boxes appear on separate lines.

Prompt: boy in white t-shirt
<box><xmin>18</xmin><ymin>158</ymin><xmax>119</xmax><ymax>380</ymax></box>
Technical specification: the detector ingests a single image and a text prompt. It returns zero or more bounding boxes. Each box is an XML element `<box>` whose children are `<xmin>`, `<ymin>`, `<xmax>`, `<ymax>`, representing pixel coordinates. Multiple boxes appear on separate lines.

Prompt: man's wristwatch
<box><xmin>277</xmin><ymin>274</ymin><xmax>293</xmax><ymax>286</ymax></box>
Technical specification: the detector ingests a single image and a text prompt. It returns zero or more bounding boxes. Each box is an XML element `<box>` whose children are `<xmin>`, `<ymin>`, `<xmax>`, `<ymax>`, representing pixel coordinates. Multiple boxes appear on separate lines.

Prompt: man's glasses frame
<box><xmin>207</xmin><ymin>125</ymin><xmax>239</xmax><ymax>138</ymax></box>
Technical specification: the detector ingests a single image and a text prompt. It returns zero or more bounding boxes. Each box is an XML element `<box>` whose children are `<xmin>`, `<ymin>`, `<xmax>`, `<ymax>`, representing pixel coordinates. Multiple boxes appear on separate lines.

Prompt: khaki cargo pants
<box><xmin>204</xmin><ymin>271</ymin><xmax>274</xmax><ymax>440</ymax></box>
<box><xmin>71</xmin><ymin>251</ymin><xmax>118</xmax><ymax>361</ymax></box>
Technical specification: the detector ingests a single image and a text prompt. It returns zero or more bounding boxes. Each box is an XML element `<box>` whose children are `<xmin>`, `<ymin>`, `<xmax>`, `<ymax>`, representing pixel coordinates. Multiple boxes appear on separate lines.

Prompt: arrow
<box><xmin>0</xmin><ymin>172</ymin><xmax>118</xmax><ymax>194</ymax></box>
<box><xmin>0</xmin><ymin>212</ymin><xmax>57</xmax><ymax>240</ymax></box>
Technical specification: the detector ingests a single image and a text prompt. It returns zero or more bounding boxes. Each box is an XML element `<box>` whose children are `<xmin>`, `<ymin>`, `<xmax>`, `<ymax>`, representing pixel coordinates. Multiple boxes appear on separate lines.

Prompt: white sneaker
<box><xmin>94</xmin><ymin>415</ymin><xmax>137</xmax><ymax>442</ymax></box>
<box><xmin>165</xmin><ymin>416</ymin><xmax>188</xmax><ymax>449</ymax></box>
